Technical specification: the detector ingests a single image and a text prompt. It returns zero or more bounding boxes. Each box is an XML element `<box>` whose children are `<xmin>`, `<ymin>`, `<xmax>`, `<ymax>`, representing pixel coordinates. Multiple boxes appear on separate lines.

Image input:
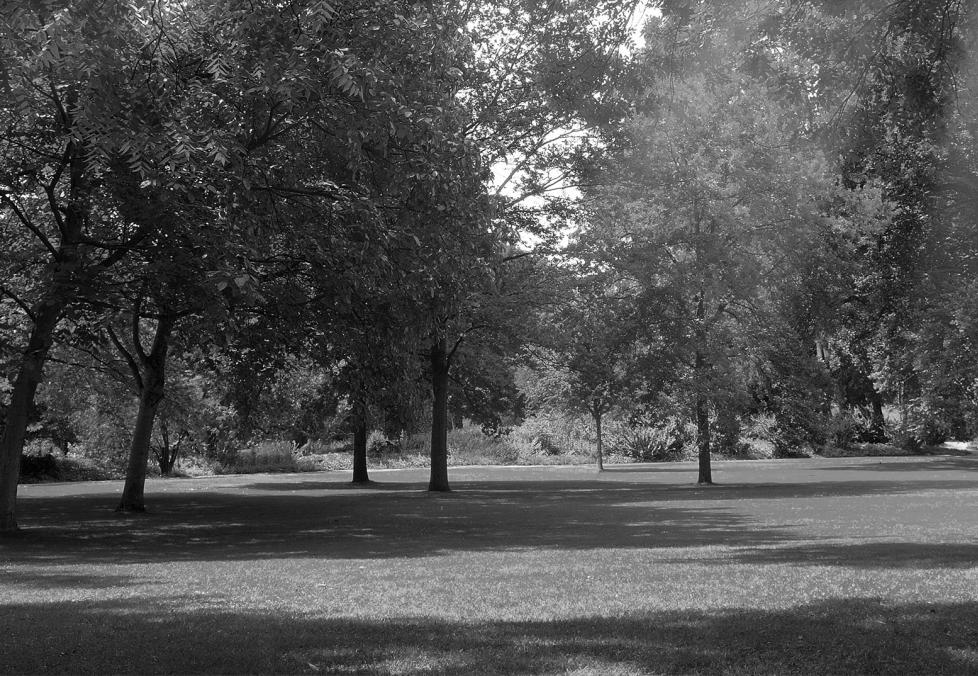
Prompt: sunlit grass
<box><xmin>3</xmin><ymin>456</ymin><xmax>978</xmax><ymax>674</ymax></box>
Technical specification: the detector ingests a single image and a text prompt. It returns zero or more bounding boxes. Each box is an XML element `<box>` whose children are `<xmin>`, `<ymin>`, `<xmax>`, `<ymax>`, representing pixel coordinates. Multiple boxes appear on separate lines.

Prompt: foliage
<box><xmin>218</xmin><ymin>441</ymin><xmax>298</xmax><ymax>475</ymax></box>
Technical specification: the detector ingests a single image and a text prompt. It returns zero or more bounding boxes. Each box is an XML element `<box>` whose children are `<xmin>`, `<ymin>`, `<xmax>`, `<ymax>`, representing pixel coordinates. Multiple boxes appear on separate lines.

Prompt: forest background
<box><xmin>2</xmin><ymin>0</ymin><xmax>976</xmax><ymax>531</ymax></box>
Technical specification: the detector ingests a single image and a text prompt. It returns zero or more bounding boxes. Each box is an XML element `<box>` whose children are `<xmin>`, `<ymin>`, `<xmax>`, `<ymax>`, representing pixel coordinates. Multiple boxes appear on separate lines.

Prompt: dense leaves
<box><xmin>2</xmin><ymin>0</ymin><xmax>977</xmax><ymax>533</ymax></box>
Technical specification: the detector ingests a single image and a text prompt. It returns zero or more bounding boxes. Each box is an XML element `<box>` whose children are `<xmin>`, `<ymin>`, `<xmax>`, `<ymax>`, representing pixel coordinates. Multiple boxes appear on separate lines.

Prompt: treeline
<box><xmin>2</xmin><ymin>0</ymin><xmax>976</xmax><ymax>532</ymax></box>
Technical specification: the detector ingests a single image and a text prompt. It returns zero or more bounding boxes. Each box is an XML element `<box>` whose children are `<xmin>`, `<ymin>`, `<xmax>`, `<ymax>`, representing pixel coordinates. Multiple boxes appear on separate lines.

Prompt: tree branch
<box><xmin>106</xmin><ymin>325</ymin><xmax>143</xmax><ymax>391</ymax></box>
<box><xmin>0</xmin><ymin>282</ymin><xmax>37</xmax><ymax>322</ymax></box>
<box><xmin>0</xmin><ymin>193</ymin><xmax>59</xmax><ymax>256</ymax></box>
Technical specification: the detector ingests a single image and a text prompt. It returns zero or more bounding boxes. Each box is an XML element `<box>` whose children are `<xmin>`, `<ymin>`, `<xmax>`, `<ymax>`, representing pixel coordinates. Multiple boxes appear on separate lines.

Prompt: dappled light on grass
<box><xmin>2</xmin><ymin>457</ymin><xmax>978</xmax><ymax>673</ymax></box>
<box><xmin>1</xmin><ymin>599</ymin><xmax>978</xmax><ymax>674</ymax></box>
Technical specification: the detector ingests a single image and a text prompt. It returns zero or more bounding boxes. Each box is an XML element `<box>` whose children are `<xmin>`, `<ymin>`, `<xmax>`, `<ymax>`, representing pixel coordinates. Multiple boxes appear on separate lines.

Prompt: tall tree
<box><xmin>582</xmin><ymin>16</ymin><xmax>837</xmax><ymax>480</ymax></box>
<box><xmin>0</xmin><ymin>0</ymin><xmax>213</xmax><ymax>533</ymax></box>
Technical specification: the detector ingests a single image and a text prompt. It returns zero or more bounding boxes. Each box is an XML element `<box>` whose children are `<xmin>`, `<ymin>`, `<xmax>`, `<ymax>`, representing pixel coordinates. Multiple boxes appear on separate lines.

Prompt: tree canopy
<box><xmin>2</xmin><ymin>0</ymin><xmax>977</xmax><ymax>532</ymax></box>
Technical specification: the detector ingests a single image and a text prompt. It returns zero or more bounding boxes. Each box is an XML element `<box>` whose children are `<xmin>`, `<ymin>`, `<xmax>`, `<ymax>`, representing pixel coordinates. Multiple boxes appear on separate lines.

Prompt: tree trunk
<box><xmin>428</xmin><ymin>338</ymin><xmax>451</xmax><ymax>492</ymax></box>
<box><xmin>1</xmin><ymin>142</ymin><xmax>95</xmax><ymax>532</ymax></box>
<box><xmin>869</xmin><ymin>389</ymin><xmax>886</xmax><ymax>441</ymax></box>
<box><xmin>0</xmin><ymin>293</ymin><xmax>71</xmax><ymax>534</ymax></box>
<box><xmin>351</xmin><ymin>400</ymin><xmax>370</xmax><ymax>484</ymax></box>
<box><xmin>117</xmin><ymin>317</ymin><xmax>172</xmax><ymax>513</ymax></box>
<box><xmin>695</xmin><ymin>387</ymin><xmax>712</xmax><ymax>484</ymax></box>
<box><xmin>594</xmin><ymin>409</ymin><xmax>604</xmax><ymax>472</ymax></box>
<box><xmin>154</xmin><ymin>418</ymin><xmax>180</xmax><ymax>475</ymax></box>
<box><xmin>694</xmin><ymin>292</ymin><xmax>713</xmax><ymax>485</ymax></box>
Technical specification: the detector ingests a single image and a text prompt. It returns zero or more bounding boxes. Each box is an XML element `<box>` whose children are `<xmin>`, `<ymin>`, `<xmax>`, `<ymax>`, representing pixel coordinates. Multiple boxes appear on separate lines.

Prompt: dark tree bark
<box><xmin>153</xmin><ymin>419</ymin><xmax>180</xmax><ymax>475</ymax></box>
<box><xmin>593</xmin><ymin>407</ymin><xmax>605</xmax><ymax>472</ymax></box>
<box><xmin>694</xmin><ymin>292</ymin><xmax>713</xmax><ymax>485</ymax></box>
<box><xmin>869</xmin><ymin>389</ymin><xmax>887</xmax><ymax>441</ymax></box>
<box><xmin>351</xmin><ymin>399</ymin><xmax>370</xmax><ymax>484</ymax></box>
<box><xmin>116</xmin><ymin>314</ymin><xmax>174</xmax><ymax>512</ymax></box>
<box><xmin>0</xmin><ymin>130</ymin><xmax>91</xmax><ymax>535</ymax></box>
<box><xmin>695</xmin><ymin>382</ymin><xmax>713</xmax><ymax>484</ymax></box>
<box><xmin>0</xmin><ymin>284</ymin><xmax>76</xmax><ymax>534</ymax></box>
<box><xmin>428</xmin><ymin>337</ymin><xmax>451</xmax><ymax>492</ymax></box>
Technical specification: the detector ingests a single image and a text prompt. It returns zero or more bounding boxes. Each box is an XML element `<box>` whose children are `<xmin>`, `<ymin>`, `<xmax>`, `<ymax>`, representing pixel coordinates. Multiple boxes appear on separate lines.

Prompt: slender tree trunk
<box><xmin>351</xmin><ymin>399</ymin><xmax>370</xmax><ymax>484</ymax></box>
<box><xmin>0</xmin><ymin>294</ymin><xmax>72</xmax><ymax>534</ymax></box>
<box><xmin>155</xmin><ymin>419</ymin><xmax>180</xmax><ymax>475</ymax></box>
<box><xmin>869</xmin><ymin>389</ymin><xmax>886</xmax><ymax>441</ymax></box>
<box><xmin>594</xmin><ymin>409</ymin><xmax>604</xmax><ymax>472</ymax></box>
<box><xmin>117</xmin><ymin>382</ymin><xmax>164</xmax><ymax>512</ymax></box>
<box><xmin>117</xmin><ymin>317</ymin><xmax>173</xmax><ymax>512</ymax></box>
<box><xmin>694</xmin><ymin>293</ymin><xmax>713</xmax><ymax>485</ymax></box>
<box><xmin>428</xmin><ymin>338</ymin><xmax>451</xmax><ymax>492</ymax></box>
<box><xmin>695</xmin><ymin>384</ymin><xmax>712</xmax><ymax>484</ymax></box>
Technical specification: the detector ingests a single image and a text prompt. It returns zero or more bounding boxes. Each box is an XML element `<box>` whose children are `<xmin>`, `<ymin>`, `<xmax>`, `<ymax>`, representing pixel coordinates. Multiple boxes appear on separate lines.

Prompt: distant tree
<box><xmin>582</xmin><ymin>49</ymin><xmax>836</xmax><ymax>480</ymax></box>
<box><xmin>528</xmin><ymin>274</ymin><xmax>643</xmax><ymax>470</ymax></box>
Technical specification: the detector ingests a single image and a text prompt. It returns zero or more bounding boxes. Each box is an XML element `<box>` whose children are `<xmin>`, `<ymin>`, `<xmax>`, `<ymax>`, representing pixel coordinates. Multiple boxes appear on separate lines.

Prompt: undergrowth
<box><xmin>20</xmin><ymin>416</ymin><xmax>972</xmax><ymax>484</ymax></box>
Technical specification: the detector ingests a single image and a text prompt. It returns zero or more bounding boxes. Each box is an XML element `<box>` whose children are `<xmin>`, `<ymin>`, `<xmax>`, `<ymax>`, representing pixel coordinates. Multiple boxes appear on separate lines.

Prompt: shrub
<box><xmin>825</xmin><ymin>414</ymin><xmax>860</xmax><ymax>449</ymax></box>
<box><xmin>367</xmin><ymin>430</ymin><xmax>401</xmax><ymax>457</ymax></box>
<box><xmin>614</xmin><ymin>419</ymin><xmax>691</xmax><ymax>462</ymax></box>
<box><xmin>739</xmin><ymin>414</ymin><xmax>778</xmax><ymax>459</ymax></box>
<box><xmin>712</xmin><ymin>409</ymin><xmax>742</xmax><ymax>455</ymax></box>
<box><xmin>19</xmin><ymin>453</ymin><xmax>59</xmax><ymax>482</ymax></box>
<box><xmin>509</xmin><ymin>414</ymin><xmax>593</xmax><ymax>459</ymax></box>
<box><xmin>447</xmin><ymin>425</ymin><xmax>518</xmax><ymax>465</ymax></box>
<box><xmin>219</xmin><ymin>441</ymin><xmax>298</xmax><ymax>474</ymax></box>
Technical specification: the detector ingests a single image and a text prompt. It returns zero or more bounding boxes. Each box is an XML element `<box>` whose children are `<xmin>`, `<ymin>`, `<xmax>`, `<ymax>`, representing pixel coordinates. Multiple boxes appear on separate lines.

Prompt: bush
<box><xmin>447</xmin><ymin>425</ymin><xmax>518</xmax><ymax>465</ymax></box>
<box><xmin>615</xmin><ymin>418</ymin><xmax>691</xmax><ymax>462</ymax></box>
<box><xmin>367</xmin><ymin>430</ymin><xmax>400</xmax><ymax>457</ymax></box>
<box><xmin>219</xmin><ymin>441</ymin><xmax>298</xmax><ymax>474</ymax></box>
<box><xmin>19</xmin><ymin>453</ymin><xmax>59</xmax><ymax>482</ymax></box>
<box><xmin>739</xmin><ymin>414</ymin><xmax>778</xmax><ymax>459</ymax></box>
<box><xmin>508</xmin><ymin>414</ymin><xmax>593</xmax><ymax>460</ymax></box>
<box><xmin>824</xmin><ymin>414</ymin><xmax>860</xmax><ymax>449</ymax></box>
<box><xmin>712</xmin><ymin>409</ymin><xmax>742</xmax><ymax>455</ymax></box>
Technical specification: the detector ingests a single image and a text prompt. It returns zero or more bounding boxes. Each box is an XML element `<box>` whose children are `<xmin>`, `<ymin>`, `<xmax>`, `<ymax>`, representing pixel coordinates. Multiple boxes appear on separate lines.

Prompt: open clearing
<box><xmin>2</xmin><ymin>456</ymin><xmax>978</xmax><ymax>674</ymax></box>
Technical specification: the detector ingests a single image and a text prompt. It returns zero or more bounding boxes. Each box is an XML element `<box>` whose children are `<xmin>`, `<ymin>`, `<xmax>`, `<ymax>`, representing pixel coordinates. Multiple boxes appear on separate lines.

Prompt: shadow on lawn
<box><xmin>728</xmin><ymin>541</ymin><xmax>978</xmax><ymax>569</ymax></box>
<box><xmin>1</xmin><ymin>597</ymin><xmax>976</xmax><ymax>674</ymax></box>
<box><xmin>3</xmin><ymin>480</ymin><xmax>794</xmax><ymax>564</ymax></box>
<box><xmin>6</xmin><ymin>471</ymin><xmax>978</xmax><ymax>565</ymax></box>
<box><xmin>809</xmin><ymin>456</ymin><xmax>978</xmax><ymax>474</ymax></box>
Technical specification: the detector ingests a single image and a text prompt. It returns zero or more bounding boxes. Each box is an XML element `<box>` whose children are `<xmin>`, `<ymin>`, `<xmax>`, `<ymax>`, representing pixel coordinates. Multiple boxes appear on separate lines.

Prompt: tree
<box><xmin>528</xmin><ymin>272</ymin><xmax>643</xmax><ymax>470</ymax></box>
<box><xmin>0</xmin><ymin>0</ymin><xmax>210</xmax><ymax>533</ymax></box>
<box><xmin>398</xmin><ymin>0</ymin><xmax>646</xmax><ymax>492</ymax></box>
<box><xmin>582</xmin><ymin>18</ymin><xmax>836</xmax><ymax>480</ymax></box>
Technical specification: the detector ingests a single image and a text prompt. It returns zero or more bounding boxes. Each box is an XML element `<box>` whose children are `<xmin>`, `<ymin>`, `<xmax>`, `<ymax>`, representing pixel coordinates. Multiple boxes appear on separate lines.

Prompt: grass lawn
<box><xmin>2</xmin><ymin>456</ymin><xmax>978</xmax><ymax>674</ymax></box>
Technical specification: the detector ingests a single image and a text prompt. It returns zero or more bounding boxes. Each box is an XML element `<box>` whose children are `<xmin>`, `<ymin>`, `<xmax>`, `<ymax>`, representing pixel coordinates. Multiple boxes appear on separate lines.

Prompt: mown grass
<box><xmin>3</xmin><ymin>456</ymin><xmax>978</xmax><ymax>674</ymax></box>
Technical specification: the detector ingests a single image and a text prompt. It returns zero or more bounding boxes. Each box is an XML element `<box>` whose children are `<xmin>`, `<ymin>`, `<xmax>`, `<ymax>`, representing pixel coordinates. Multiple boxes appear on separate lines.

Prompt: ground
<box><xmin>2</xmin><ymin>456</ymin><xmax>978</xmax><ymax>674</ymax></box>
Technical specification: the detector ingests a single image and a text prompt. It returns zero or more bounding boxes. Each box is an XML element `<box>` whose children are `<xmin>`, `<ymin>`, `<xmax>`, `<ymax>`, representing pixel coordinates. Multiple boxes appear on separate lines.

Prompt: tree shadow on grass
<box><xmin>0</xmin><ymin>569</ymin><xmax>136</xmax><ymax>589</ymax></box>
<box><xmin>1</xmin><ymin>597</ymin><xmax>976</xmax><ymax>674</ymax></box>
<box><xmin>6</xmin><ymin>471</ymin><xmax>978</xmax><ymax>565</ymax></box>
<box><xmin>3</xmin><ymin>480</ymin><xmax>795</xmax><ymax>564</ymax></box>
<box><xmin>808</xmin><ymin>456</ymin><xmax>978</xmax><ymax>474</ymax></box>
<box><xmin>725</xmin><ymin>541</ymin><xmax>978</xmax><ymax>569</ymax></box>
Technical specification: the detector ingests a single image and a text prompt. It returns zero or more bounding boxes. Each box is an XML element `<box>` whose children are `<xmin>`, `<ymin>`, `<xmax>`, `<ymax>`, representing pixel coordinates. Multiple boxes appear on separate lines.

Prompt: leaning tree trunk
<box><xmin>0</xmin><ymin>291</ymin><xmax>74</xmax><ymax>534</ymax></box>
<box><xmin>351</xmin><ymin>399</ymin><xmax>370</xmax><ymax>484</ymax></box>
<box><xmin>0</xmin><ymin>238</ymin><xmax>82</xmax><ymax>534</ymax></box>
<box><xmin>117</xmin><ymin>317</ymin><xmax>173</xmax><ymax>513</ymax></box>
<box><xmin>428</xmin><ymin>338</ymin><xmax>451</xmax><ymax>492</ymax></box>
